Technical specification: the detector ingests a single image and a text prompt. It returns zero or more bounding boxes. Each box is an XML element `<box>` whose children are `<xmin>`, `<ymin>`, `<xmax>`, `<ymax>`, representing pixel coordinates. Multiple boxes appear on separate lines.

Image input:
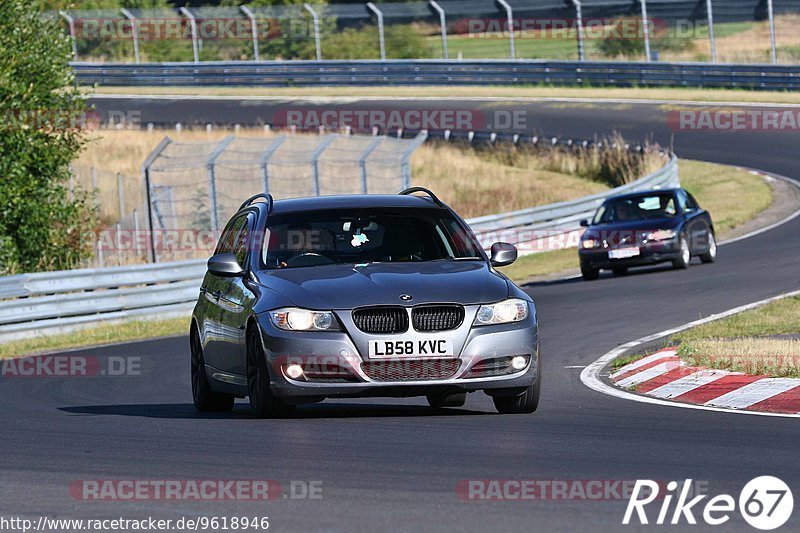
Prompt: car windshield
<box><xmin>261</xmin><ymin>207</ymin><xmax>483</xmax><ymax>269</ymax></box>
<box><xmin>593</xmin><ymin>193</ymin><xmax>677</xmax><ymax>224</ymax></box>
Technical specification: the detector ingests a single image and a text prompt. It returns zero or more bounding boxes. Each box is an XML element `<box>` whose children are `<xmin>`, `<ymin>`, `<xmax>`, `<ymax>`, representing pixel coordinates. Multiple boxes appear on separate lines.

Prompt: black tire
<box><xmin>699</xmin><ymin>231</ymin><xmax>717</xmax><ymax>264</ymax></box>
<box><xmin>581</xmin><ymin>266</ymin><xmax>600</xmax><ymax>281</ymax></box>
<box><xmin>672</xmin><ymin>235</ymin><xmax>691</xmax><ymax>270</ymax></box>
<box><xmin>426</xmin><ymin>392</ymin><xmax>467</xmax><ymax>408</ymax></box>
<box><xmin>190</xmin><ymin>325</ymin><xmax>235</xmax><ymax>413</ymax></box>
<box><xmin>492</xmin><ymin>365</ymin><xmax>541</xmax><ymax>415</ymax></box>
<box><xmin>246</xmin><ymin>326</ymin><xmax>295</xmax><ymax>419</ymax></box>
<box><xmin>612</xmin><ymin>267</ymin><xmax>628</xmax><ymax>277</ymax></box>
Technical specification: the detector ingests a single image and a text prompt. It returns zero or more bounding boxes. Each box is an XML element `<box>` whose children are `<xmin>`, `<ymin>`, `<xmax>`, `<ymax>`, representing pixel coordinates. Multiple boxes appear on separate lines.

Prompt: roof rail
<box><xmin>239</xmin><ymin>193</ymin><xmax>274</xmax><ymax>212</ymax></box>
<box><xmin>398</xmin><ymin>187</ymin><xmax>445</xmax><ymax>208</ymax></box>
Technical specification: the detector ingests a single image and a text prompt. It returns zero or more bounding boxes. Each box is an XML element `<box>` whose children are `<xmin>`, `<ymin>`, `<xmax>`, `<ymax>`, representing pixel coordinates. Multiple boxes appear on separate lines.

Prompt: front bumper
<box><xmin>579</xmin><ymin>239</ymin><xmax>680</xmax><ymax>270</ymax></box>
<box><xmin>258</xmin><ymin>311</ymin><xmax>539</xmax><ymax>400</ymax></box>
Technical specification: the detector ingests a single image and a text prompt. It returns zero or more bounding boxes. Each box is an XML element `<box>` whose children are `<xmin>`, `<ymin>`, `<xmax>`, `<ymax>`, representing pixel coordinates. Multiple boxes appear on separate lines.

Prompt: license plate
<box><xmin>368</xmin><ymin>339</ymin><xmax>453</xmax><ymax>358</ymax></box>
<box><xmin>608</xmin><ymin>247</ymin><xmax>640</xmax><ymax>259</ymax></box>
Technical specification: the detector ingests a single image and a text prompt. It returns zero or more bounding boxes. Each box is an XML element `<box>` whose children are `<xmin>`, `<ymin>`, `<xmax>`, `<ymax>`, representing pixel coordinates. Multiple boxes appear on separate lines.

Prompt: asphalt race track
<box><xmin>2</xmin><ymin>97</ymin><xmax>799</xmax><ymax>531</ymax></box>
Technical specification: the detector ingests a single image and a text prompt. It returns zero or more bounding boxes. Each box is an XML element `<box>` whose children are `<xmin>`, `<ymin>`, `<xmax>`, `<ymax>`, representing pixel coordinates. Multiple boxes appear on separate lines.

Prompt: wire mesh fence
<box><xmin>143</xmin><ymin>132</ymin><xmax>427</xmax><ymax>262</ymax></box>
<box><xmin>52</xmin><ymin>1</ymin><xmax>800</xmax><ymax>65</ymax></box>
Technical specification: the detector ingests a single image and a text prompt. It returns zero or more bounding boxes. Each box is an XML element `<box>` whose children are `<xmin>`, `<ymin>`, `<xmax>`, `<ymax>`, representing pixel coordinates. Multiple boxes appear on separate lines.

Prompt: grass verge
<box><xmin>89</xmin><ymin>85</ymin><xmax>800</xmax><ymax>105</ymax></box>
<box><xmin>0</xmin><ymin>318</ymin><xmax>188</xmax><ymax>359</ymax></box>
<box><xmin>673</xmin><ymin>295</ymin><xmax>800</xmax><ymax>377</ymax></box>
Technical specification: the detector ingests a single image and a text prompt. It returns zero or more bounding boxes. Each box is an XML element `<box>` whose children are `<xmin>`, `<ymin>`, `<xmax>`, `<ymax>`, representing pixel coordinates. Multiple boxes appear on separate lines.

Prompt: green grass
<box><xmin>673</xmin><ymin>295</ymin><xmax>800</xmax><ymax>377</ymax></box>
<box><xmin>0</xmin><ymin>317</ymin><xmax>188</xmax><ymax>359</ymax></box>
<box><xmin>497</xmin><ymin>249</ymin><xmax>578</xmax><ymax>283</ymax></box>
<box><xmin>673</xmin><ymin>296</ymin><xmax>800</xmax><ymax>343</ymax></box>
<box><xmin>679</xmin><ymin>160</ymin><xmax>772</xmax><ymax>238</ymax></box>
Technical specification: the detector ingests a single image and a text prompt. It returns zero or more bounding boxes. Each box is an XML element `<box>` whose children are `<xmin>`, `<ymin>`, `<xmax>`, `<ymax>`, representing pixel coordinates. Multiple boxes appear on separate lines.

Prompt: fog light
<box><xmin>285</xmin><ymin>364</ymin><xmax>304</xmax><ymax>380</ymax></box>
<box><xmin>511</xmin><ymin>356</ymin><xmax>528</xmax><ymax>371</ymax></box>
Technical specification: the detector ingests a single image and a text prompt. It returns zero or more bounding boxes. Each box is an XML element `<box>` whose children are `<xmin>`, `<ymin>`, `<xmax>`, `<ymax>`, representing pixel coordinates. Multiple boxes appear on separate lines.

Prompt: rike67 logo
<box><xmin>624</xmin><ymin>477</ymin><xmax>793</xmax><ymax>530</ymax></box>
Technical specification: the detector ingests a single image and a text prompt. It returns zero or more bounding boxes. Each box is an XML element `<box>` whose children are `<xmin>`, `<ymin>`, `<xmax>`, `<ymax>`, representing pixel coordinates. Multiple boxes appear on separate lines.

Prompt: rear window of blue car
<box><xmin>260</xmin><ymin>207</ymin><xmax>483</xmax><ymax>269</ymax></box>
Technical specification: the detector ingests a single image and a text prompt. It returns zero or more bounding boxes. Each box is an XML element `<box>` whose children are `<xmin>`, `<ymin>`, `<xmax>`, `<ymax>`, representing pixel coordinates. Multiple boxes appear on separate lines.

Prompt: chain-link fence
<box><xmin>142</xmin><ymin>132</ymin><xmax>426</xmax><ymax>262</ymax></box>
<box><xmin>53</xmin><ymin>1</ymin><xmax>800</xmax><ymax>64</ymax></box>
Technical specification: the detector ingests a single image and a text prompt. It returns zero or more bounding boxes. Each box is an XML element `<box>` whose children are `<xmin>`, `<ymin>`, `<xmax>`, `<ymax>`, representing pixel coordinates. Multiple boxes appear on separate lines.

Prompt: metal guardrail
<box><xmin>0</xmin><ymin>153</ymin><xmax>678</xmax><ymax>343</ymax></box>
<box><xmin>73</xmin><ymin>60</ymin><xmax>800</xmax><ymax>90</ymax></box>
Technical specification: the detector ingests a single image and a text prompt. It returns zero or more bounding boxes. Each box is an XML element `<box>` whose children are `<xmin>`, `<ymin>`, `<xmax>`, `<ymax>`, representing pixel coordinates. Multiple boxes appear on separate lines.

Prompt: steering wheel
<box><xmin>284</xmin><ymin>252</ymin><xmax>335</xmax><ymax>268</ymax></box>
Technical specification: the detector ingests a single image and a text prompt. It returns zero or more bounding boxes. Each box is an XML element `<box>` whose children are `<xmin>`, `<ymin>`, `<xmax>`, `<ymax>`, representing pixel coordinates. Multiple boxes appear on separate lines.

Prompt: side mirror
<box><xmin>580</xmin><ymin>219</ymin><xmax>590</xmax><ymax>227</ymax></box>
<box><xmin>490</xmin><ymin>242</ymin><xmax>517</xmax><ymax>267</ymax></box>
<box><xmin>208</xmin><ymin>253</ymin><xmax>244</xmax><ymax>277</ymax></box>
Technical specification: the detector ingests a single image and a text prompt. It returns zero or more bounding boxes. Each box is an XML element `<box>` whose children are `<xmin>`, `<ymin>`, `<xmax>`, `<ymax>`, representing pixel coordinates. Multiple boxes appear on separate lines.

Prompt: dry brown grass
<box><xmin>77</xmin><ymin>128</ymin><xmax>663</xmax><ymax>223</ymax></box>
<box><xmin>680</xmin><ymin>338</ymin><xmax>800</xmax><ymax>377</ymax></box>
<box><xmin>663</xmin><ymin>15</ymin><xmax>800</xmax><ymax>64</ymax></box>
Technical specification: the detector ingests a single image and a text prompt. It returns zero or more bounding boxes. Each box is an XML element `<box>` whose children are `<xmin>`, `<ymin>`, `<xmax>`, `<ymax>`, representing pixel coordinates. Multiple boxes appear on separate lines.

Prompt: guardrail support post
<box><xmin>358</xmin><ymin>137</ymin><xmax>383</xmax><ymax>193</ymax></box>
<box><xmin>571</xmin><ymin>0</ymin><xmax>585</xmax><ymax>61</ymax></box>
<box><xmin>640</xmin><ymin>0</ymin><xmax>651</xmax><ymax>62</ymax></box>
<box><xmin>705</xmin><ymin>0</ymin><xmax>716</xmax><ymax>63</ymax></box>
<box><xmin>429</xmin><ymin>0</ymin><xmax>448</xmax><ymax>59</ymax></box>
<box><xmin>141</xmin><ymin>136</ymin><xmax>173</xmax><ymax>263</ymax></box>
<box><xmin>767</xmin><ymin>0</ymin><xmax>777</xmax><ymax>64</ymax></box>
<box><xmin>179</xmin><ymin>7</ymin><xmax>200</xmax><ymax>63</ymax></box>
<box><xmin>400</xmin><ymin>131</ymin><xmax>428</xmax><ymax>190</ymax></box>
<box><xmin>366</xmin><ymin>3</ymin><xmax>386</xmax><ymax>61</ymax></box>
<box><xmin>258</xmin><ymin>135</ymin><xmax>288</xmax><ymax>194</ymax></box>
<box><xmin>206</xmin><ymin>136</ymin><xmax>236</xmax><ymax>235</ymax></box>
<box><xmin>303</xmin><ymin>4</ymin><xmax>322</xmax><ymax>61</ymax></box>
<box><xmin>58</xmin><ymin>11</ymin><xmax>78</xmax><ymax>61</ymax></box>
<box><xmin>240</xmin><ymin>5</ymin><xmax>260</xmax><ymax>61</ymax></box>
<box><xmin>120</xmin><ymin>8</ymin><xmax>140</xmax><ymax>64</ymax></box>
<box><xmin>495</xmin><ymin>0</ymin><xmax>515</xmax><ymax>59</ymax></box>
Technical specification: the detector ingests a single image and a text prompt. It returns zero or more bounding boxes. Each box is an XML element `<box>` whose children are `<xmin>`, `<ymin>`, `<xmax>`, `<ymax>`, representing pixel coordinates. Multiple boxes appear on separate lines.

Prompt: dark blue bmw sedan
<box><xmin>578</xmin><ymin>188</ymin><xmax>716</xmax><ymax>281</ymax></box>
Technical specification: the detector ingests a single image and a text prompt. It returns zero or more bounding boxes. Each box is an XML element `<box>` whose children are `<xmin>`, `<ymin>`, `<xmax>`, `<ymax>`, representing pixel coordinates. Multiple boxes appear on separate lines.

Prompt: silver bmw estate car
<box><xmin>190</xmin><ymin>188</ymin><xmax>540</xmax><ymax>418</ymax></box>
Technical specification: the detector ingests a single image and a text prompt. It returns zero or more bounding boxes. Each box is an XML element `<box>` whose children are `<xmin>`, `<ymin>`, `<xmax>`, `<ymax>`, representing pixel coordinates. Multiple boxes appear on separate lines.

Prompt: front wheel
<box><xmin>492</xmin><ymin>366</ymin><xmax>541</xmax><ymax>414</ymax></box>
<box><xmin>246</xmin><ymin>327</ymin><xmax>295</xmax><ymax>419</ymax></box>
<box><xmin>672</xmin><ymin>235</ymin><xmax>691</xmax><ymax>270</ymax></box>
<box><xmin>700</xmin><ymin>231</ymin><xmax>717</xmax><ymax>264</ymax></box>
<box><xmin>190</xmin><ymin>326</ymin><xmax>235</xmax><ymax>413</ymax></box>
<box><xmin>581</xmin><ymin>265</ymin><xmax>600</xmax><ymax>281</ymax></box>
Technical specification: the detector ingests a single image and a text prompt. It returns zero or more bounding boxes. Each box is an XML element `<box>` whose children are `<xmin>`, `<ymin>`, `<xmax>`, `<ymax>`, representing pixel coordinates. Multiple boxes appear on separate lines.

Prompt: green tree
<box><xmin>0</xmin><ymin>0</ymin><xmax>95</xmax><ymax>274</ymax></box>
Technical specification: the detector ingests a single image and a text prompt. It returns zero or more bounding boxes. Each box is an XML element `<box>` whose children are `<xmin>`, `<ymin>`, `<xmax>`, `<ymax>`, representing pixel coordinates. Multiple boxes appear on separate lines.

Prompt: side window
<box><xmin>215</xmin><ymin>216</ymin><xmax>246</xmax><ymax>255</ymax></box>
<box><xmin>233</xmin><ymin>215</ymin><xmax>253</xmax><ymax>266</ymax></box>
<box><xmin>685</xmin><ymin>192</ymin><xmax>700</xmax><ymax>210</ymax></box>
<box><xmin>675</xmin><ymin>190</ymin><xmax>688</xmax><ymax>212</ymax></box>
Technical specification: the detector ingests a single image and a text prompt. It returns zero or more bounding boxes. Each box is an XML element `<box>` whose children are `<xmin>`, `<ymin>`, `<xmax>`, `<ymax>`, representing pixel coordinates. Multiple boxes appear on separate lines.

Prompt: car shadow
<box><xmin>59</xmin><ymin>402</ymin><xmax>489</xmax><ymax>420</ymax></box>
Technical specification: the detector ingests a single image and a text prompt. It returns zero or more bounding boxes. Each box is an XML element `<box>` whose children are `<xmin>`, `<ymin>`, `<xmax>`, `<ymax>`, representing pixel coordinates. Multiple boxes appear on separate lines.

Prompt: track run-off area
<box><xmin>2</xmin><ymin>97</ymin><xmax>799</xmax><ymax>531</ymax></box>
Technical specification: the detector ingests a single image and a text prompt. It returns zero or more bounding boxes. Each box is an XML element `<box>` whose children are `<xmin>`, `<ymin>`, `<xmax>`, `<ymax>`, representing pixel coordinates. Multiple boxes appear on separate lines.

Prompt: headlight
<box><xmin>270</xmin><ymin>308</ymin><xmax>339</xmax><ymax>331</ymax></box>
<box><xmin>581</xmin><ymin>238</ymin><xmax>601</xmax><ymax>249</ymax></box>
<box><xmin>646</xmin><ymin>229</ymin><xmax>677</xmax><ymax>241</ymax></box>
<box><xmin>474</xmin><ymin>298</ymin><xmax>529</xmax><ymax>326</ymax></box>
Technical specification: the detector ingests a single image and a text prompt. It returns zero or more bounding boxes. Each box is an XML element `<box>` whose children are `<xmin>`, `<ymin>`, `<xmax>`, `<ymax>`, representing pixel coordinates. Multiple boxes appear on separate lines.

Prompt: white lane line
<box><xmin>704</xmin><ymin>378</ymin><xmax>800</xmax><ymax>409</ymax></box>
<box><xmin>615</xmin><ymin>361</ymin><xmax>680</xmax><ymax>389</ymax></box>
<box><xmin>648</xmin><ymin>369</ymin><xmax>731</xmax><ymax>399</ymax></box>
<box><xmin>610</xmin><ymin>349</ymin><xmax>676</xmax><ymax>379</ymax></box>
<box><xmin>580</xmin><ymin>288</ymin><xmax>800</xmax><ymax>419</ymax></box>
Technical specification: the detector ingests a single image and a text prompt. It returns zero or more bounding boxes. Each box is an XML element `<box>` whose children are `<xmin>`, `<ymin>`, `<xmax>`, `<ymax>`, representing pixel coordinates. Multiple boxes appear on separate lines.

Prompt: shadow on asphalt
<box><xmin>59</xmin><ymin>402</ymin><xmax>489</xmax><ymax>419</ymax></box>
<box><xmin>523</xmin><ymin>261</ymin><xmax>703</xmax><ymax>288</ymax></box>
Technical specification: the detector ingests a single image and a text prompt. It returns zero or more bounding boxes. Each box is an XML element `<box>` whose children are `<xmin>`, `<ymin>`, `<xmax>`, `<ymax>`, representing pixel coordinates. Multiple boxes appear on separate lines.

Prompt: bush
<box><xmin>0</xmin><ymin>0</ymin><xmax>95</xmax><ymax>274</ymax></box>
<box><xmin>321</xmin><ymin>23</ymin><xmax>431</xmax><ymax>60</ymax></box>
<box><xmin>597</xmin><ymin>18</ymin><xmax>694</xmax><ymax>59</ymax></box>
